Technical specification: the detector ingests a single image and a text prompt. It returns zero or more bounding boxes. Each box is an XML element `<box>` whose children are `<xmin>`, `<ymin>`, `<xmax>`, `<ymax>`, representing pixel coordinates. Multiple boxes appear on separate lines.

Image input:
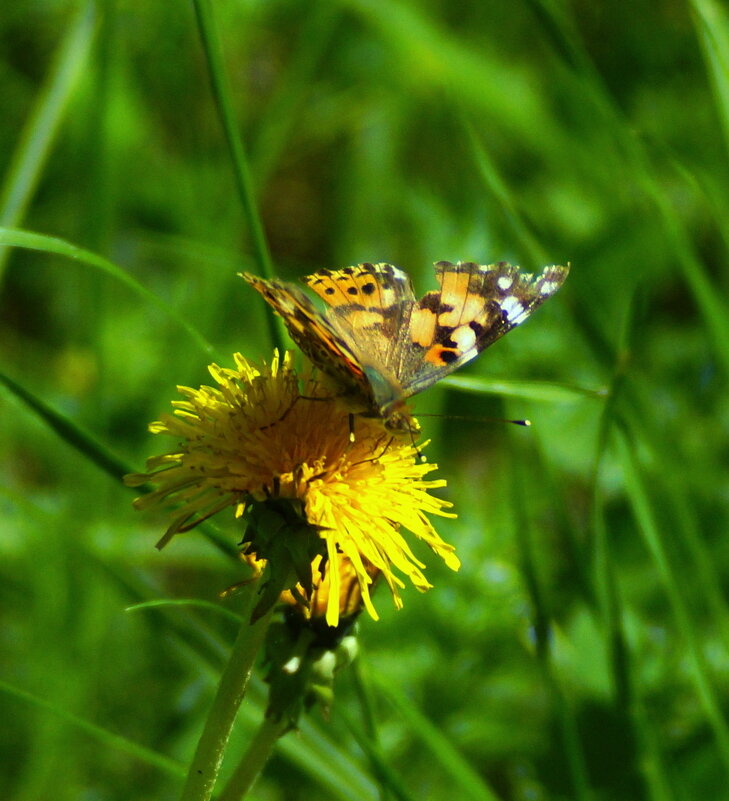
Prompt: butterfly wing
<box><xmin>244</xmin><ymin>260</ymin><xmax>569</xmax><ymax>418</ymax></box>
<box><xmin>302</xmin><ymin>263</ymin><xmax>417</xmax><ymax>410</ymax></box>
<box><xmin>240</xmin><ymin>273</ymin><xmax>370</xmax><ymax>398</ymax></box>
<box><xmin>397</xmin><ymin>261</ymin><xmax>569</xmax><ymax>399</ymax></box>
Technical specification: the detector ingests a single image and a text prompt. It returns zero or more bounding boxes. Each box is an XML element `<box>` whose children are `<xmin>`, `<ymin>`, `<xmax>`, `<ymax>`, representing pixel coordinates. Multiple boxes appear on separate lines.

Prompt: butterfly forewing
<box><xmin>240</xmin><ymin>272</ymin><xmax>369</xmax><ymax>396</ymax></box>
<box><xmin>302</xmin><ymin>264</ymin><xmax>417</xmax><ymax>391</ymax></box>
<box><xmin>303</xmin><ymin>263</ymin><xmax>415</xmax><ymax>319</ymax></box>
<box><xmin>397</xmin><ymin>261</ymin><xmax>569</xmax><ymax>399</ymax></box>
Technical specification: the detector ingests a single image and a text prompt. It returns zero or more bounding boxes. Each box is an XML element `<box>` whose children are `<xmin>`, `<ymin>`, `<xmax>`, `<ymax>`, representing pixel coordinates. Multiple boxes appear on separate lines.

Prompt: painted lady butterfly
<box><xmin>242</xmin><ymin>261</ymin><xmax>569</xmax><ymax>433</ymax></box>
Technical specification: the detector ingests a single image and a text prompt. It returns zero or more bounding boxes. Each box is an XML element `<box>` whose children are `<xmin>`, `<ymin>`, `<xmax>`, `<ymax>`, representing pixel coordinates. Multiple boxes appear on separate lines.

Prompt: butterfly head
<box><xmin>383</xmin><ymin>408</ymin><xmax>421</xmax><ymax>437</ymax></box>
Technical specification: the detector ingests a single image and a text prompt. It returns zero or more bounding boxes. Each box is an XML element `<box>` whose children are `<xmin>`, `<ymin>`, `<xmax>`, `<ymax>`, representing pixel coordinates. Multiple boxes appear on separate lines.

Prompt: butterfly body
<box><xmin>242</xmin><ymin>261</ymin><xmax>569</xmax><ymax>433</ymax></box>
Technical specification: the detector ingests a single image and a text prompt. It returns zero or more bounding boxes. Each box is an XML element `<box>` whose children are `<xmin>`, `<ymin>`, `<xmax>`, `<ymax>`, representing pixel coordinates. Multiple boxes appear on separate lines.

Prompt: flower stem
<box><xmin>178</xmin><ymin>584</ymin><xmax>272</xmax><ymax>801</ymax></box>
<box><xmin>217</xmin><ymin>716</ymin><xmax>290</xmax><ymax>801</ymax></box>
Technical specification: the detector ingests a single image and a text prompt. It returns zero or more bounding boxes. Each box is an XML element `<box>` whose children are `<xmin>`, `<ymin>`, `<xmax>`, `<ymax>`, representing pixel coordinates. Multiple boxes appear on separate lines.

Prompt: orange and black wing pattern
<box><xmin>398</xmin><ymin>261</ymin><xmax>570</xmax><ymax>398</ymax></box>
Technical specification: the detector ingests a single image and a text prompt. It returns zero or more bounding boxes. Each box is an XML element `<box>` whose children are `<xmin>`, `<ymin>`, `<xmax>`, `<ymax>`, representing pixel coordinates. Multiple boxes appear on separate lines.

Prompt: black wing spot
<box><xmin>325</xmin><ymin>287</ymin><xmax>336</xmax><ymax>295</ymax></box>
<box><xmin>469</xmin><ymin>320</ymin><xmax>485</xmax><ymax>337</ymax></box>
<box><xmin>361</xmin><ymin>282</ymin><xmax>376</xmax><ymax>295</ymax></box>
<box><xmin>347</xmin><ymin>286</ymin><xmax>358</xmax><ymax>296</ymax></box>
<box><xmin>419</xmin><ymin>294</ymin><xmax>454</xmax><ymax>314</ymax></box>
<box><xmin>440</xmin><ymin>350</ymin><xmax>459</xmax><ymax>364</ymax></box>
<box><xmin>436</xmin><ymin>325</ymin><xmax>457</xmax><ymax>348</ymax></box>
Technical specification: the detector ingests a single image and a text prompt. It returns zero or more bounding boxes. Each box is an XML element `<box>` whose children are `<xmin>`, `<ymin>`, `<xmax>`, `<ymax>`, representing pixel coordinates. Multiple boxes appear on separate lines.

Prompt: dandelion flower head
<box><xmin>125</xmin><ymin>351</ymin><xmax>459</xmax><ymax>626</ymax></box>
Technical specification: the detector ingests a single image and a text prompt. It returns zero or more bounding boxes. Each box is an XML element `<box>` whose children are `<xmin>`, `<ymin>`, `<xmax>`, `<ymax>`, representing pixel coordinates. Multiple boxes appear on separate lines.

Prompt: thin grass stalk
<box><xmin>588</xmin><ymin>283</ymin><xmax>641</xmax><ymax>708</ymax></box>
<box><xmin>0</xmin><ymin>1</ymin><xmax>96</xmax><ymax>283</ymax></box>
<box><xmin>251</xmin><ymin>4</ymin><xmax>340</xmax><ymax>187</ymax></box>
<box><xmin>350</xmin><ymin>661</ymin><xmax>395</xmax><ymax>801</ymax></box>
<box><xmin>463</xmin><ymin>117</ymin><xmax>549</xmax><ymax>268</ymax></box>
<box><xmin>593</xmin><ymin>479</ymin><xmax>676</xmax><ymax>801</ymax></box>
<box><xmin>688</xmin><ymin>0</ymin><xmax>729</xmax><ymax>162</ymax></box>
<box><xmin>626</xmin><ymin>383</ymin><xmax>729</xmax><ymax>654</ymax></box>
<box><xmin>0</xmin><ymin>368</ymin><xmax>129</xmax><ymax>480</ymax></box>
<box><xmin>616</xmin><ymin>425</ymin><xmax>729</xmax><ymax>777</ymax></box>
<box><xmin>527</xmin><ymin>426</ymin><xmax>595</xmax><ymax>607</ymax></box>
<box><xmin>189</xmin><ymin>0</ymin><xmax>285</xmax><ymax>353</ymax></box>
<box><xmin>588</xmin><ymin>289</ymin><xmax>699</xmax><ymax>799</ymax></box>
<box><xmin>529</xmin><ymin>0</ymin><xmax>729</xmax><ymax>375</ymax></box>
<box><xmin>84</xmin><ymin>0</ymin><xmax>116</xmax><ymax>254</ymax></box>
<box><xmin>336</xmin><ymin>705</ymin><xmax>416</xmax><ymax>801</ymax></box>
<box><xmin>508</xmin><ymin>436</ymin><xmax>593</xmax><ymax>801</ymax></box>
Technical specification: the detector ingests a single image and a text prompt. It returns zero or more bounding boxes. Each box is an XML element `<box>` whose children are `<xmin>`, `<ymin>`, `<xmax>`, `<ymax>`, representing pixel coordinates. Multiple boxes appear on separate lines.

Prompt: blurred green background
<box><xmin>2</xmin><ymin>1</ymin><xmax>729</xmax><ymax>799</ymax></box>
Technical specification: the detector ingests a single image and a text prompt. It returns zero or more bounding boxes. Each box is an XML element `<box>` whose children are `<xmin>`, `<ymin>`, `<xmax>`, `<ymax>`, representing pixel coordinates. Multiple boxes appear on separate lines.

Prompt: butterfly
<box><xmin>242</xmin><ymin>260</ymin><xmax>569</xmax><ymax>433</ymax></box>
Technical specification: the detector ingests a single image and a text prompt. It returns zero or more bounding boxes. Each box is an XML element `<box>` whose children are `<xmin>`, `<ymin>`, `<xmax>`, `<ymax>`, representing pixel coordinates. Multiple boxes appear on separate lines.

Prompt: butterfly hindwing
<box><xmin>398</xmin><ymin>261</ymin><xmax>570</xmax><ymax>398</ymax></box>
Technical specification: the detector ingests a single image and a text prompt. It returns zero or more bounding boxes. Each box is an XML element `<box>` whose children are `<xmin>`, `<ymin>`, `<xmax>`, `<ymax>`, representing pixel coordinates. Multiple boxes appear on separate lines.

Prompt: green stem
<box><xmin>178</xmin><ymin>584</ymin><xmax>273</xmax><ymax>801</ymax></box>
<box><xmin>217</xmin><ymin>716</ymin><xmax>289</xmax><ymax>801</ymax></box>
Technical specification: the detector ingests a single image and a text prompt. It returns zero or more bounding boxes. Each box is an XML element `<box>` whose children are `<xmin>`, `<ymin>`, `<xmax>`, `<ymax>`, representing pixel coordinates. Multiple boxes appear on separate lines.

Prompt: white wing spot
<box><xmin>389</xmin><ymin>265</ymin><xmax>409</xmax><ymax>283</ymax></box>
<box><xmin>497</xmin><ymin>275</ymin><xmax>513</xmax><ymax>291</ymax></box>
<box><xmin>540</xmin><ymin>280</ymin><xmax>558</xmax><ymax>295</ymax></box>
<box><xmin>452</xmin><ymin>324</ymin><xmax>477</xmax><ymax>351</ymax></box>
<box><xmin>501</xmin><ymin>295</ymin><xmax>524</xmax><ymax>322</ymax></box>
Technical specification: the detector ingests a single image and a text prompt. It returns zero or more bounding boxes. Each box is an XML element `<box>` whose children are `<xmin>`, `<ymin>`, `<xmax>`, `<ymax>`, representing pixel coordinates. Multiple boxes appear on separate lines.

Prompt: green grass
<box><xmin>2</xmin><ymin>1</ymin><xmax>729</xmax><ymax>799</ymax></box>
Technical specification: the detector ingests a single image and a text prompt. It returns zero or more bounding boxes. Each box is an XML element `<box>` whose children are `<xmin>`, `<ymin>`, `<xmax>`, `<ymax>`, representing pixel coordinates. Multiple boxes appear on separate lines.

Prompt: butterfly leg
<box><xmin>346</xmin><ymin>434</ymin><xmax>395</xmax><ymax>467</ymax></box>
<box><xmin>258</xmin><ymin>391</ymin><xmax>344</xmax><ymax>433</ymax></box>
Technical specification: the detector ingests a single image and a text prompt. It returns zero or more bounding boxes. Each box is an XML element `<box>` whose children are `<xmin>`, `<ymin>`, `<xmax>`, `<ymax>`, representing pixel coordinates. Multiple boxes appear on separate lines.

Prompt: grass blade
<box><xmin>369</xmin><ymin>671</ymin><xmax>503</xmax><ymax>801</ymax></box>
<box><xmin>0</xmin><ymin>677</ymin><xmax>184</xmax><ymax>778</ymax></box>
<box><xmin>509</xmin><ymin>433</ymin><xmax>593</xmax><ymax>801</ymax></box>
<box><xmin>689</xmin><ymin>0</ymin><xmax>729</xmax><ymax>160</ymax></box>
<box><xmin>190</xmin><ymin>0</ymin><xmax>285</xmax><ymax>353</ymax></box>
<box><xmin>0</xmin><ymin>2</ymin><xmax>96</xmax><ymax>282</ymax></box>
<box><xmin>0</xmin><ymin>367</ymin><xmax>238</xmax><ymax>560</ymax></box>
<box><xmin>443</xmin><ymin>374</ymin><xmax>605</xmax><ymax>403</ymax></box>
<box><xmin>0</xmin><ymin>227</ymin><xmax>217</xmax><ymax>358</ymax></box>
<box><xmin>528</xmin><ymin>0</ymin><xmax>729</xmax><ymax>376</ymax></box>
<box><xmin>99</xmin><ymin>556</ymin><xmax>379</xmax><ymax>801</ymax></box>
<box><xmin>0</xmin><ymin>367</ymin><xmax>129</xmax><ymax>480</ymax></box>
<box><xmin>126</xmin><ymin>599</ymin><xmax>244</xmax><ymax>625</ymax></box>
<box><xmin>616</xmin><ymin>425</ymin><xmax>729</xmax><ymax>776</ymax></box>
<box><xmin>252</xmin><ymin>4</ymin><xmax>341</xmax><ymax>187</ymax></box>
<box><xmin>337</xmin><ymin>704</ymin><xmax>418</xmax><ymax>801</ymax></box>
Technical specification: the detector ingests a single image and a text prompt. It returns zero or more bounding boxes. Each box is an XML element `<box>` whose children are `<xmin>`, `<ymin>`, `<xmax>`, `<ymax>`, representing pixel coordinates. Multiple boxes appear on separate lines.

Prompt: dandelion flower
<box><xmin>125</xmin><ymin>351</ymin><xmax>459</xmax><ymax>626</ymax></box>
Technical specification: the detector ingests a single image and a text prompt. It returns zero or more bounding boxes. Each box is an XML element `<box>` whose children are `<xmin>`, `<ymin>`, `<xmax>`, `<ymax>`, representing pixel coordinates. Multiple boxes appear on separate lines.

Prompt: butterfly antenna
<box><xmin>416</xmin><ymin>413</ymin><xmax>531</xmax><ymax>427</ymax></box>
